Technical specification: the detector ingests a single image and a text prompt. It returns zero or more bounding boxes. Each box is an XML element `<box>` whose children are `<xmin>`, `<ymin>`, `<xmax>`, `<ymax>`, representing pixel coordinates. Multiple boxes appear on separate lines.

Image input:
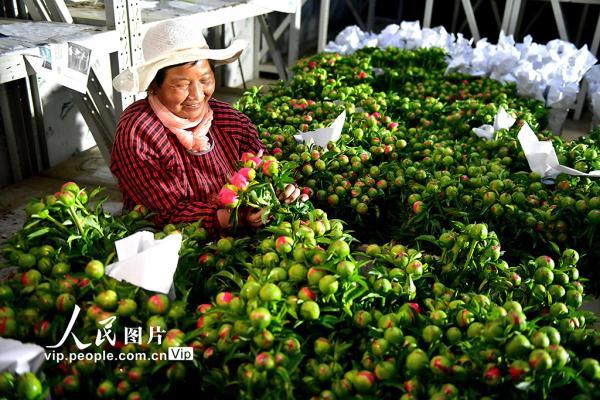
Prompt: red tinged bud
<box><xmin>196</xmin><ymin>304</ymin><xmax>212</xmax><ymax>314</ymax></box>
<box><xmin>147</xmin><ymin>294</ymin><xmax>169</xmax><ymax>315</ymax></box>
<box><xmin>483</xmin><ymin>364</ymin><xmax>501</xmax><ymax>386</ymax></box>
<box><xmin>408</xmin><ymin>303</ymin><xmax>421</xmax><ymax>314</ymax></box>
<box><xmin>78</xmin><ymin>278</ymin><xmax>90</xmax><ymax>288</ymax></box>
<box><xmin>229</xmin><ymin>173</ymin><xmax>249</xmax><ymax>190</ymax></box>
<box><xmin>255</xmin><ymin>352</ymin><xmax>275</xmax><ymax>371</ymax></box>
<box><xmin>216</xmin><ymin>292</ymin><xmax>234</xmax><ymax>307</ymax></box>
<box><xmin>218</xmin><ymin>187</ymin><xmax>239</xmax><ymax>208</ymax></box>
<box><xmin>33</xmin><ymin>320</ymin><xmax>51</xmax><ymax>338</ymax></box>
<box><xmin>61</xmin><ymin>181</ymin><xmax>80</xmax><ymax>193</ymax></box>
<box><xmin>298</xmin><ymin>286</ymin><xmax>316</xmax><ymax>301</ymax></box>
<box><xmin>352</xmin><ymin>370</ymin><xmax>375</xmax><ymax>393</ymax></box>
<box><xmin>509</xmin><ymin>360</ymin><xmax>530</xmax><ymax>382</ymax></box>
<box><xmin>275</xmin><ymin>236</ymin><xmax>293</xmax><ymax>254</ymax></box>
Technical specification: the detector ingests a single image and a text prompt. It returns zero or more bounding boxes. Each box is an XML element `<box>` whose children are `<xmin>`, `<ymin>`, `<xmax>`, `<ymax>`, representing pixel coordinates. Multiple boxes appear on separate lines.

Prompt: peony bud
<box><xmin>229</xmin><ymin>173</ymin><xmax>249</xmax><ymax>190</ymax></box>
<box><xmin>238</xmin><ymin>167</ymin><xmax>256</xmax><ymax>182</ymax></box>
<box><xmin>218</xmin><ymin>187</ymin><xmax>239</xmax><ymax>208</ymax></box>
<box><xmin>262</xmin><ymin>160</ymin><xmax>279</xmax><ymax>177</ymax></box>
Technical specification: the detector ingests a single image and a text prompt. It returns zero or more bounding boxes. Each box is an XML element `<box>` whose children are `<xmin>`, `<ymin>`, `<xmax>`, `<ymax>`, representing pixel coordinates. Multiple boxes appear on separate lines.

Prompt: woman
<box><xmin>110</xmin><ymin>20</ymin><xmax>301</xmax><ymax>233</ymax></box>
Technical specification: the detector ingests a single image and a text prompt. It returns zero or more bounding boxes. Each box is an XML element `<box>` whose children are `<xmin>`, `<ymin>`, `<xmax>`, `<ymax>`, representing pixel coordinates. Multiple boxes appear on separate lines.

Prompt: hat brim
<box><xmin>113</xmin><ymin>39</ymin><xmax>247</xmax><ymax>94</ymax></box>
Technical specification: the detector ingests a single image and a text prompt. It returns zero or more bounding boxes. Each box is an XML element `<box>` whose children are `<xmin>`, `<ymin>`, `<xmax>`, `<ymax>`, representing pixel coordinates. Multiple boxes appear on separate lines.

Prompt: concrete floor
<box><xmin>562</xmin><ymin>111</ymin><xmax>595</xmax><ymax>140</ymax></box>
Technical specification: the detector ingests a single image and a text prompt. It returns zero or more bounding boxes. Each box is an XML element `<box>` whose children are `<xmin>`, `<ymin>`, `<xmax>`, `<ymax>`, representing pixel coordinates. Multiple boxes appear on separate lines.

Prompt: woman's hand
<box><xmin>216</xmin><ymin>209</ymin><xmax>233</xmax><ymax>230</ymax></box>
<box><xmin>216</xmin><ymin>207</ymin><xmax>267</xmax><ymax>230</ymax></box>
<box><xmin>244</xmin><ymin>207</ymin><xmax>268</xmax><ymax>228</ymax></box>
<box><xmin>277</xmin><ymin>183</ymin><xmax>308</xmax><ymax>204</ymax></box>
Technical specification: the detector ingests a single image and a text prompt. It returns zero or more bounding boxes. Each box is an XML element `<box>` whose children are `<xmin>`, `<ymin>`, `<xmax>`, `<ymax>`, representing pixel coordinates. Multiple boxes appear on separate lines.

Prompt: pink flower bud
<box><xmin>262</xmin><ymin>160</ymin><xmax>279</xmax><ymax>177</ymax></box>
<box><xmin>238</xmin><ymin>167</ymin><xmax>256</xmax><ymax>181</ymax></box>
<box><xmin>229</xmin><ymin>172</ymin><xmax>249</xmax><ymax>190</ymax></box>
<box><xmin>408</xmin><ymin>302</ymin><xmax>421</xmax><ymax>314</ymax></box>
<box><xmin>241</xmin><ymin>152</ymin><xmax>255</xmax><ymax>163</ymax></box>
<box><xmin>218</xmin><ymin>187</ymin><xmax>239</xmax><ymax>208</ymax></box>
<box><xmin>243</xmin><ymin>156</ymin><xmax>262</xmax><ymax>169</ymax></box>
<box><xmin>271</xmin><ymin>148</ymin><xmax>283</xmax><ymax>158</ymax></box>
<box><xmin>216</xmin><ymin>292</ymin><xmax>234</xmax><ymax>306</ymax></box>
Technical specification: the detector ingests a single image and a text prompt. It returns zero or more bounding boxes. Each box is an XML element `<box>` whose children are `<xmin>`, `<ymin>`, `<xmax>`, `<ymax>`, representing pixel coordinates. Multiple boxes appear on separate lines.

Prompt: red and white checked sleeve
<box><xmin>111</xmin><ymin>102</ymin><xmax>218</xmax><ymax>229</ymax></box>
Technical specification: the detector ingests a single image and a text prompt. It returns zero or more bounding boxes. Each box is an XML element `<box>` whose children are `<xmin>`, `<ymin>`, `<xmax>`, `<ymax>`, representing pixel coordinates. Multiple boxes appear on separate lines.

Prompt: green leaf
<box><xmin>210</xmin><ymin>270</ymin><xmax>244</xmax><ymax>289</ymax></box>
<box><xmin>23</xmin><ymin>219</ymin><xmax>41</xmax><ymax>231</ymax></box>
<box><xmin>414</xmin><ymin>234</ymin><xmax>437</xmax><ymax>244</ymax></box>
<box><xmin>548</xmin><ymin>241</ymin><xmax>561</xmax><ymax>256</ymax></box>
<box><xmin>360</xmin><ymin>292</ymin><xmax>384</xmax><ymax>302</ymax></box>
<box><xmin>88</xmin><ymin>186</ymin><xmax>105</xmax><ymax>201</ymax></box>
<box><xmin>83</xmin><ymin>215</ymin><xmax>102</xmax><ymax>232</ymax></box>
<box><xmin>67</xmin><ymin>235</ymin><xmax>82</xmax><ymax>246</ymax></box>
<box><xmin>26</xmin><ymin>227</ymin><xmax>51</xmax><ymax>240</ymax></box>
<box><xmin>319</xmin><ymin>315</ymin><xmax>339</xmax><ymax>328</ymax></box>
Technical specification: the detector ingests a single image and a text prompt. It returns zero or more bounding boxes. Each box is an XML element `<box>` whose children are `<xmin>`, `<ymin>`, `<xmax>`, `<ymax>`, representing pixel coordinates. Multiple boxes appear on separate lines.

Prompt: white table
<box><xmin>0</xmin><ymin>18</ymin><xmax>119</xmax><ymax>180</ymax></box>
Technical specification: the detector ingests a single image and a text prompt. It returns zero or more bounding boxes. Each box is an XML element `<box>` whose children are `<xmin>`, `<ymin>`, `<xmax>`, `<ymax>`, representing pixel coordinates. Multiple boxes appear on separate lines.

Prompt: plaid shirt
<box><xmin>110</xmin><ymin>98</ymin><xmax>265</xmax><ymax>230</ymax></box>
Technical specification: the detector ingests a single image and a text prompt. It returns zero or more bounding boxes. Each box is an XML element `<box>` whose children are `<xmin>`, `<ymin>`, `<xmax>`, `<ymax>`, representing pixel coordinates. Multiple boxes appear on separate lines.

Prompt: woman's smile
<box><xmin>154</xmin><ymin>60</ymin><xmax>215</xmax><ymax>119</ymax></box>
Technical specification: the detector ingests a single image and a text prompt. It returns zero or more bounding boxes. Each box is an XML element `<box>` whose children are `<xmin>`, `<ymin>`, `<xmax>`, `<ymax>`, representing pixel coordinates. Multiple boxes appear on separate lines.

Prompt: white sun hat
<box><xmin>113</xmin><ymin>19</ymin><xmax>247</xmax><ymax>94</ymax></box>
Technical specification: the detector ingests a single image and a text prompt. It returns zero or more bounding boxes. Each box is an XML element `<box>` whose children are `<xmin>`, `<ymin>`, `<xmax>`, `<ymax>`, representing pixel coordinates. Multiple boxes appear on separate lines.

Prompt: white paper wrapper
<box><xmin>489</xmin><ymin>33</ymin><xmax>520</xmax><ymax>83</ymax></box>
<box><xmin>514</xmin><ymin>61</ymin><xmax>546</xmax><ymax>101</ymax></box>
<box><xmin>472</xmin><ymin>106</ymin><xmax>515</xmax><ymax>140</ymax></box>
<box><xmin>378</xmin><ymin>24</ymin><xmax>403</xmax><ymax>49</ymax></box>
<box><xmin>435</xmin><ymin>26</ymin><xmax>455</xmax><ymax>51</ymax></box>
<box><xmin>472</xmin><ymin>125</ymin><xmax>495</xmax><ymax>140</ymax></box>
<box><xmin>494</xmin><ymin>106</ymin><xmax>516</xmax><ymax>130</ymax></box>
<box><xmin>546</xmin><ymin>39</ymin><xmax>578</xmax><ymax>63</ymax></box>
<box><xmin>586</xmin><ymin>65</ymin><xmax>600</xmax><ymax>93</ymax></box>
<box><xmin>546</xmin><ymin>81</ymin><xmax>579</xmax><ymax>109</ymax></box>
<box><xmin>518</xmin><ymin>123</ymin><xmax>600</xmax><ymax>180</ymax></box>
<box><xmin>445</xmin><ymin>34</ymin><xmax>473</xmax><ymax>74</ymax></box>
<box><xmin>517</xmin><ymin>35</ymin><xmax>549</xmax><ymax>68</ymax></box>
<box><xmin>324</xmin><ymin>26</ymin><xmax>377</xmax><ymax>54</ymax></box>
<box><xmin>592</xmin><ymin>91</ymin><xmax>600</xmax><ymax>121</ymax></box>
<box><xmin>420</xmin><ymin>26</ymin><xmax>453</xmax><ymax>50</ymax></box>
<box><xmin>547</xmin><ymin>108</ymin><xmax>569</xmax><ymax>136</ymax></box>
<box><xmin>324</xmin><ymin>22</ymin><xmax>595</xmax><ymax>112</ymax></box>
<box><xmin>372</xmin><ymin>67</ymin><xmax>384</xmax><ymax>76</ymax></box>
<box><xmin>398</xmin><ymin>21</ymin><xmax>422</xmax><ymax>49</ymax></box>
<box><xmin>294</xmin><ymin>111</ymin><xmax>346</xmax><ymax>148</ymax></box>
<box><xmin>0</xmin><ymin>338</ymin><xmax>45</xmax><ymax>374</ymax></box>
<box><xmin>469</xmin><ymin>39</ymin><xmax>494</xmax><ymax>77</ymax></box>
<box><xmin>567</xmin><ymin>45</ymin><xmax>597</xmax><ymax>80</ymax></box>
<box><xmin>586</xmin><ymin>66</ymin><xmax>600</xmax><ymax>128</ymax></box>
<box><xmin>105</xmin><ymin>231</ymin><xmax>182</xmax><ymax>294</ymax></box>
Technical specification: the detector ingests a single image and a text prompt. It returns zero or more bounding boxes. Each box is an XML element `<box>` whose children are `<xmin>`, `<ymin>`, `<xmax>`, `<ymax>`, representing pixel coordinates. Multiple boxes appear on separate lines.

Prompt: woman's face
<box><xmin>155</xmin><ymin>59</ymin><xmax>215</xmax><ymax>120</ymax></box>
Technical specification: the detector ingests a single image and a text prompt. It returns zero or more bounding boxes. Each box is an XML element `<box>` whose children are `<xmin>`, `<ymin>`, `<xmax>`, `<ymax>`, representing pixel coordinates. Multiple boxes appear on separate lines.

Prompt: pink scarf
<box><xmin>148</xmin><ymin>94</ymin><xmax>213</xmax><ymax>152</ymax></box>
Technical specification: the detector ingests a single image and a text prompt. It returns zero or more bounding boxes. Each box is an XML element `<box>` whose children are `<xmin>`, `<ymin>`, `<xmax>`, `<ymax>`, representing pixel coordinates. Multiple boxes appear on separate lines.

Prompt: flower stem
<box><xmin>68</xmin><ymin>207</ymin><xmax>85</xmax><ymax>236</ymax></box>
<box><xmin>45</xmin><ymin>215</ymin><xmax>70</xmax><ymax>234</ymax></box>
<box><xmin>105</xmin><ymin>251</ymin><xmax>116</xmax><ymax>265</ymax></box>
<box><xmin>463</xmin><ymin>240</ymin><xmax>478</xmax><ymax>271</ymax></box>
